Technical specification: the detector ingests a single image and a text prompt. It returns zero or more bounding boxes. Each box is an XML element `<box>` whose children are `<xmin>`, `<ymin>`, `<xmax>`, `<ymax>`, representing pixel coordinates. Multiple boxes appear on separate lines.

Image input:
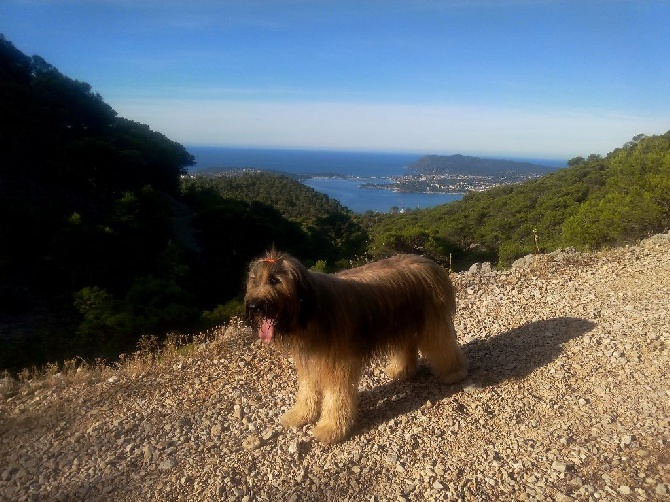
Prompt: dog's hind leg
<box><xmin>420</xmin><ymin>317</ymin><xmax>468</xmax><ymax>384</ymax></box>
<box><xmin>311</xmin><ymin>358</ymin><xmax>361</xmax><ymax>444</ymax></box>
<box><xmin>280</xmin><ymin>355</ymin><xmax>321</xmax><ymax>428</ymax></box>
<box><xmin>384</xmin><ymin>340</ymin><xmax>418</xmax><ymax>380</ymax></box>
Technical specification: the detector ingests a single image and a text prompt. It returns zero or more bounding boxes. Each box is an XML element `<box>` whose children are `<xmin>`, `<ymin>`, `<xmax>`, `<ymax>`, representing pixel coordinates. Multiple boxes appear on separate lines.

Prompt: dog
<box><xmin>244</xmin><ymin>250</ymin><xmax>467</xmax><ymax>443</ymax></box>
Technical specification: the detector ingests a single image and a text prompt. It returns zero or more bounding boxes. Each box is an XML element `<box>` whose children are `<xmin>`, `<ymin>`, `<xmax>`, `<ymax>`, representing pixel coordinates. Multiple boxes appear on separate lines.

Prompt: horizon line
<box><xmin>184</xmin><ymin>144</ymin><xmax>569</xmax><ymax>163</ymax></box>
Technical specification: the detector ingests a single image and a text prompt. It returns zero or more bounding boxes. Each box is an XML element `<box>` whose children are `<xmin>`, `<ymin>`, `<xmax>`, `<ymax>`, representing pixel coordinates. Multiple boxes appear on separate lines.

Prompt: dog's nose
<box><xmin>245</xmin><ymin>300</ymin><xmax>261</xmax><ymax>315</ymax></box>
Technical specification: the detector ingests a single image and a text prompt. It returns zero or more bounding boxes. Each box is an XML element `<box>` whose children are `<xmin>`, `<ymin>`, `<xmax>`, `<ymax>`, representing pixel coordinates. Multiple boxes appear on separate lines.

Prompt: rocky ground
<box><xmin>1</xmin><ymin>234</ymin><xmax>669</xmax><ymax>501</ymax></box>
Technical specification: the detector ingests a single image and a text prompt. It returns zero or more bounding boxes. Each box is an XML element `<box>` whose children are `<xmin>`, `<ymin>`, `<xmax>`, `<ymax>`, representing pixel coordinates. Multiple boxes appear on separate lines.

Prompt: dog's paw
<box><xmin>438</xmin><ymin>367</ymin><xmax>468</xmax><ymax>385</ymax></box>
<box><xmin>280</xmin><ymin>408</ymin><xmax>313</xmax><ymax>428</ymax></box>
<box><xmin>311</xmin><ymin>422</ymin><xmax>347</xmax><ymax>444</ymax></box>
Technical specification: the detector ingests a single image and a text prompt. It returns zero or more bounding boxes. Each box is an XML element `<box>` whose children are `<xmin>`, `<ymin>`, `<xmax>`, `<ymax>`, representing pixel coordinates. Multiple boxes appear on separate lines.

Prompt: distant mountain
<box><xmin>408</xmin><ymin>154</ymin><xmax>557</xmax><ymax>175</ymax></box>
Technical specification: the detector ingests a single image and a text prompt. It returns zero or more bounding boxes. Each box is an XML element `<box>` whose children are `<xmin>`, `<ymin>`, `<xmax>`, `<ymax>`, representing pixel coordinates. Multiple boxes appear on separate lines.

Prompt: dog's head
<box><xmin>244</xmin><ymin>251</ymin><xmax>316</xmax><ymax>343</ymax></box>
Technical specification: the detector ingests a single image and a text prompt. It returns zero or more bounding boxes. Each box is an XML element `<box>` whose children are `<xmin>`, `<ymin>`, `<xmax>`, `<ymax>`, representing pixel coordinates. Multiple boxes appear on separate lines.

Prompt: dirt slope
<box><xmin>1</xmin><ymin>234</ymin><xmax>669</xmax><ymax>501</ymax></box>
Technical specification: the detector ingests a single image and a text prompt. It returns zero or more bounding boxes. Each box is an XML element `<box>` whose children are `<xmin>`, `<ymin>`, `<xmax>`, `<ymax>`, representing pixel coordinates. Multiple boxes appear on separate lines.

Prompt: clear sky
<box><xmin>2</xmin><ymin>0</ymin><xmax>669</xmax><ymax>159</ymax></box>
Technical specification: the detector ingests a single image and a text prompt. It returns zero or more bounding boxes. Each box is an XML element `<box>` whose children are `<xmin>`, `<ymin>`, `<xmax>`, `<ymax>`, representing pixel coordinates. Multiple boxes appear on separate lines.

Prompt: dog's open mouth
<box><xmin>258</xmin><ymin>318</ymin><xmax>275</xmax><ymax>343</ymax></box>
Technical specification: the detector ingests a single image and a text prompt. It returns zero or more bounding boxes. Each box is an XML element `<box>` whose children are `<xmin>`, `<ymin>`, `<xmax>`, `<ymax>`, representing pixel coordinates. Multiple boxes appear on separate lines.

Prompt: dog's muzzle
<box><xmin>245</xmin><ymin>299</ymin><xmax>277</xmax><ymax>343</ymax></box>
<box><xmin>245</xmin><ymin>299</ymin><xmax>266</xmax><ymax>320</ymax></box>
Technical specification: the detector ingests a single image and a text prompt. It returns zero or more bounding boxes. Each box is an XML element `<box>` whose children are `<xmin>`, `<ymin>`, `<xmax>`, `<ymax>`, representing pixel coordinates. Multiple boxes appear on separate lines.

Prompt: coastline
<box><xmin>185</xmin><ymin>146</ymin><xmax>564</xmax><ymax>213</ymax></box>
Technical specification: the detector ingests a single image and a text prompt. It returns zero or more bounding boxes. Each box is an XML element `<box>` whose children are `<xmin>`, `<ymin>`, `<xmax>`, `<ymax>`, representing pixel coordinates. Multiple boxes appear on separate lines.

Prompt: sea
<box><xmin>186</xmin><ymin>146</ymin><xmax>565</xmax><ymax>214</ymax></box>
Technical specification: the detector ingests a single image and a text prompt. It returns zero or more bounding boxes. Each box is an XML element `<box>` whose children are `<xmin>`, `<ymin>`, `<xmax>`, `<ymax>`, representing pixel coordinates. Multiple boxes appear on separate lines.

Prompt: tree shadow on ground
<box><xmin>354</xmin><ymin>316</ymin><xmax>595</xmax><ymax>437</ymax></box>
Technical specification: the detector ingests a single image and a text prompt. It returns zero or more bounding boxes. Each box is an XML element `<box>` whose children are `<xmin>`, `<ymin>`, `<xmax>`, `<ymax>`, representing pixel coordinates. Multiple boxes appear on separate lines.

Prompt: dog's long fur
<box><xmin>244</xmin><ymin>250</ymin><xmax>467</xmax><ymax>443</ymax></box>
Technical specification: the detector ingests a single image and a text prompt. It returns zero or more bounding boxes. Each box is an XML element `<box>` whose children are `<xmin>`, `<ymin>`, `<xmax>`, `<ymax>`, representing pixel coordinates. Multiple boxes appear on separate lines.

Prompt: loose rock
<box><xmin>1</xmin><ymin>233</ymin><xmax>669</xmax><ymax>501</ymax></box>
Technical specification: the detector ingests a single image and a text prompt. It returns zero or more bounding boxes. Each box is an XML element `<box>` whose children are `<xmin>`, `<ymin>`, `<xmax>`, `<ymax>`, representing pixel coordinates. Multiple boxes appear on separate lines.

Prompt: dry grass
<box><xmin>0</xmin><ymin>317</ymin><xmax>247</xmax><ymax>398</ymax></box>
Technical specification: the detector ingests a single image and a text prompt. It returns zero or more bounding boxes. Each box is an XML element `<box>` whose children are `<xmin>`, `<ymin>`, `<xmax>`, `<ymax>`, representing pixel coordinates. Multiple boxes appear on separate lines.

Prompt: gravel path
<box><xmin>1</xmin><ymin>234</ymin><xmax>669</xmax><ymax>501</ymax></box>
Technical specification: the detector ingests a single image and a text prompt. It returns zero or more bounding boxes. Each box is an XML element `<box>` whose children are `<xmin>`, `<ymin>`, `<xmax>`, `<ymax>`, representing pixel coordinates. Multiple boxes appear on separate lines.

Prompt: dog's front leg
<box><xmin>280</xmin><ymin>354</ymin><xmax>320</xmax><ymax>428</ymax></box>
<box><xmin>311</xmin><ymin>359</ymin><xmax>361</xmax><ymax>444</ymax></box>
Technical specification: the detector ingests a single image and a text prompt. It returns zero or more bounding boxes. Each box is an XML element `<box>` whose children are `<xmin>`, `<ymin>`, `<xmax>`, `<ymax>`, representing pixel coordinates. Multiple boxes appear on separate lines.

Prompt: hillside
<box><xmin>0</xmin><ymin>37</ymin><xmax>366</xmax><ymax>371</ymax></box>
<box><xmin>362</xmin><ymin>132</ymin><xmax>670</xmax><ymax>269</ymax></box>
<box><xmin>0</xmin><ymin>36</ymin><xmax>202</xmax><ymax>369</ymax></box>
<box><xmin>182</xmin><ymin>171</ymin><xmax>357</xmax><ymax>232</ymax></box>
<box><xmin>2</xmin><ymin>234</ymin><xmax>668</xmax><ymax>500</ymax></box>
<box><xmin>407</xmin><ymin>154</ymin><xmax>556</xmax><ymax>175</ymax></box>
<box><xmin>181</xmin><ymin>171</ymin><xmax>368</xmax><ymax>270</ymax></box>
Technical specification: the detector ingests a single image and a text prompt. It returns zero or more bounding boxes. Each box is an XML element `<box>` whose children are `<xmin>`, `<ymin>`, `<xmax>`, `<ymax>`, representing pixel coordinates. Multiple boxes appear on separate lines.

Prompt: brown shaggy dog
<box><xmin>244</xmin><ymin>250</ymin><xmax>467</xmax><ymax>444</ymax></box>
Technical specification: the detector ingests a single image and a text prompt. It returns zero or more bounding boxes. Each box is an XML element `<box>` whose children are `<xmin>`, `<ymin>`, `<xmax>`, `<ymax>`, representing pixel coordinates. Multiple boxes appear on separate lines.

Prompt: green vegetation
<box><xmin>0</xmin><ymin>37</ymin><xmax>364</xmax><ymax>370</ymax></box>
<box><xmin>361</xmin><ymin>132</ymin><xmax>670</xmax><ymax>268</ymax></box>
<box><xmin>1</xmin><ymin>34</ymin><xmax>669</xmax><ymax>372</ymax></box>
<box><xmin>407</xmin><ymin>153</ymin><xmax>554</xmax><ymax>175</ymax></box>
<box><xmin>182</xmin><ymin>173</ymin><xmax>367</xmax><ymax>267</ymax></box>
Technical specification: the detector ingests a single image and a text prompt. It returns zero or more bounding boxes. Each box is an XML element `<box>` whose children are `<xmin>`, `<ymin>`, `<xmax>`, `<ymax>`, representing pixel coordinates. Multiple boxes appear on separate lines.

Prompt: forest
<box><xmin>1</xmin><ymin>35</ymin><xmax>669</xmax><ymax>371</ymax></box>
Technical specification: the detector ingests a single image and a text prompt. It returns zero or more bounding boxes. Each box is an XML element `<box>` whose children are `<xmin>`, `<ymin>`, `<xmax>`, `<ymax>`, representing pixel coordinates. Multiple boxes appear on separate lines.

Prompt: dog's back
<box><xmin>336</xmin><ymin>254</ymin><xmax>456</xmax><ymax>312</ymax></box>
<box><xmin>312</xmin><ymin>254</ymin><xmax>457</xmax><ymax>354</ymax></box>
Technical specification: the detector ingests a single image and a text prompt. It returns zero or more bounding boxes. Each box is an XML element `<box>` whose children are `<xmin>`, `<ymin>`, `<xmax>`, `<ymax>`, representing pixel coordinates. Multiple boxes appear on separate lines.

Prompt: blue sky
<box><xmin>2</xmin><ymin>0</ymin><xmax>669</xmax><ymax>159</ymax></box>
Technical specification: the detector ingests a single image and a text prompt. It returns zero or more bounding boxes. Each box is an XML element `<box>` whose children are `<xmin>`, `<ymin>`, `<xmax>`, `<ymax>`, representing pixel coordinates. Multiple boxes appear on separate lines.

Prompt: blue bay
<box><xmin>187</xmin><ymin>146</ymin><xmax>563</xmax><ymax>214</ymax></box>
<box><xmin>187</xmin><ymin>146</ymin><xmax>420</xmax><ymax>177</ymax></box>
<box><xmin>302</xmin><ymin>177</ymin><xmax>462</xmax><ymax>213</ymax></box>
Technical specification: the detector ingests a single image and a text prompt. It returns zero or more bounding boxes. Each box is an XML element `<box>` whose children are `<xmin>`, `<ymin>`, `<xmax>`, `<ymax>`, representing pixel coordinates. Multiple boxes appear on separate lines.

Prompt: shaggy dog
<box><xmin>244</xmin><ymin>250</ymin><xmax>467</xmax><ymax>443</ymax></box>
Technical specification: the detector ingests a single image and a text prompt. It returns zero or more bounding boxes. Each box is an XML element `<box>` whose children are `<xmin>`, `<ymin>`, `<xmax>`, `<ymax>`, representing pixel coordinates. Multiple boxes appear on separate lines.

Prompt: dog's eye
<box><xmin>268</xmin><ymin>275</ymin><xmax>280</xmax><ymax>285</ymax></box>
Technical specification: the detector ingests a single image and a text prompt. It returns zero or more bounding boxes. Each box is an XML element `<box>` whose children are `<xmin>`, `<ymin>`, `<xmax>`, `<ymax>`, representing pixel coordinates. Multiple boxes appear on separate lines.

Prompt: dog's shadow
<box><xmin>355</xmin><ymin>316</ymin><xmax>595</xmax><ymax>436</ymax></box>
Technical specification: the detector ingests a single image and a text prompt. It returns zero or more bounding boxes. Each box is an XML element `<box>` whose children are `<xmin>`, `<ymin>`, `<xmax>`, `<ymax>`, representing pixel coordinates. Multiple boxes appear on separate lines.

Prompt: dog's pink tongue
<box><xmin>258</xmin><ymin>319</ymin><xmax>274</xmax><ymax>343</ymax></box>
